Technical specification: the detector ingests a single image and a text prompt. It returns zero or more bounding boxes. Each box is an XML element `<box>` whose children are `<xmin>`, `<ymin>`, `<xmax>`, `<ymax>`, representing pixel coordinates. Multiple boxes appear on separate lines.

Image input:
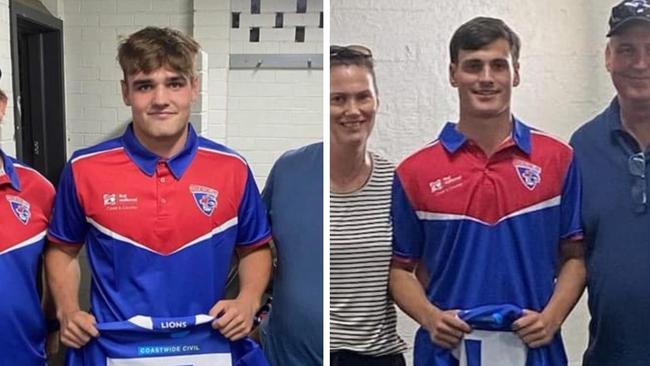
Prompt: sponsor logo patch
<box><xmin>429</xmin><ymin>175</ymin><xmax>463</xmax><ymax>195</ymax></box>
<box><xmin>7</xmin><ymin>195</ymin><xmax>31</xmax><ymax>225</ymax></box>
<box><xmin>102</xmin><ymin>193</ymin><xmax>139</xmax><ymax>210</ymax></box>
<box><xmin>514</xmin><ymin>160</ymin><xmax>542</xmax><ymax>190</ymax></box>
<box><xmin>190</xmin><ymin>185</ymin><xmax>218</xmax><ymax>217</ymax></box>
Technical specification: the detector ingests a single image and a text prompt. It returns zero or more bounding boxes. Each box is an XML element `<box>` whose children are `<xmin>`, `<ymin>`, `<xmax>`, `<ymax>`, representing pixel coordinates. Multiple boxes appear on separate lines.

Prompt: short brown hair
<box><xmin>0</xmin><ymin>88</ymin><xmax>7</xmax><ymax>103</ymax></box>
<box><xmin>330</xmin><ymin>45</ymin><xmax>379</xmax><ymax>96</ymax></box>
<box><xmin>449</xmin><ymin>17</ymin><xmax>521</xmax><ymax>64</ymax></box>
<box><xmin>117</xmin><ymin>27</ymin><xmax>200</xmax><ymax>80</ymax></box>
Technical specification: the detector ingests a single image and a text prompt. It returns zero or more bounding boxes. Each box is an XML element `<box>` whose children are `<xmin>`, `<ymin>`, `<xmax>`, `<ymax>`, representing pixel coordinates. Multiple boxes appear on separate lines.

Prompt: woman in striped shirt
<box><xmin>329</xmin><ymin>45</ymin><xmax>406</xmax><ymax>366</ymax></box>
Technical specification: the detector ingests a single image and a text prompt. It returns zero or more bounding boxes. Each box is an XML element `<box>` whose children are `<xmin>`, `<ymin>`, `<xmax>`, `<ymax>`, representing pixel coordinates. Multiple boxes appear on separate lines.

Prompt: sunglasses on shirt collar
<box><xmin>628</xmin><ymin>152</ymin><xmax>647</xmax><ymax>213</ymax></box>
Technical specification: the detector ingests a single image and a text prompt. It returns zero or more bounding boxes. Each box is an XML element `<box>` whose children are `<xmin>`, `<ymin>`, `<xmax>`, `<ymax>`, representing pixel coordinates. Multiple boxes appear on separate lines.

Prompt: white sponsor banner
<box><xmin>453</xmin><ymin>330</ymin><xmax>527</xmax><ymax>366</ymax></box>
<box><xmin>108</xmin><ymin>353</ymin><xmax>231</xmax><ymax>366</ymax></box>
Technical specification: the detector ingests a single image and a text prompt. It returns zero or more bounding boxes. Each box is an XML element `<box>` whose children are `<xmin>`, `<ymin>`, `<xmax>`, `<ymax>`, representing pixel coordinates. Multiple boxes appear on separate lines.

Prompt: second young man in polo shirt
<box><xmin>45</xmin><ymin>27</ymin><xmax>271</xmax><ymax>363</ymax></box>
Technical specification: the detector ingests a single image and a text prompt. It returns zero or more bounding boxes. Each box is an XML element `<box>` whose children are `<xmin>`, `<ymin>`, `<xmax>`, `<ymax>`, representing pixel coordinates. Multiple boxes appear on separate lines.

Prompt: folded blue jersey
<box><xmin>453</xmin><ymin>304</ymin><xmax>527</xmax><ymax>366</ymax></box>
<box><xmin>66</xmin><ymin>315</ymin><xmax>269</xmax><ymax>366</ymax></box>
<box><xmin>458</xmin><ymin>304</ymin><xmax>524</xmax><ymax>330</ymax></box>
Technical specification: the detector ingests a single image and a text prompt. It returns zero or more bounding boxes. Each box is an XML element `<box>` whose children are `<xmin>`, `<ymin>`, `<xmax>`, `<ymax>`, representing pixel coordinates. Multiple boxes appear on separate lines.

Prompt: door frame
<box><xmin>10</xmin><ymin>0</ymin><xmax>66</xmax><ymax>185</ymax></box>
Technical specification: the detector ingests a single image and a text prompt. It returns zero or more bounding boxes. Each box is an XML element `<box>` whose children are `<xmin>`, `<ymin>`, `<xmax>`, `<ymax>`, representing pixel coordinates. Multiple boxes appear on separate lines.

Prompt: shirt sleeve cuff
<box><xmin>392</xmin><ymin>253</ymin><xmax>418</xmax><ymax>271</ymax></box>
<box><xmin>238</xmin><ymin>234</ymin><xmax>272</xmax><ymax>249</ymax></box>
<box><xmin>47</xmin><ymin>232</ymin><xmax>83</xmax><ymax>246</ymax></box>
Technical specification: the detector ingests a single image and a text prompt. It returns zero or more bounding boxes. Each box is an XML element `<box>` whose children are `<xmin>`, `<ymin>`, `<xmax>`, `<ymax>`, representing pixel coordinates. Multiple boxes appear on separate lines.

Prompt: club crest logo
<box><xmin>190</xmin><ymin>185</ymin><xmax>218</xmax><ymax>217</ymax></box>
<box><xmin>513</xmin><ymin>160</ymin><xmax>542</xmax><ymax>191</ymax></box>
<box><xmin>6</xmin><ymin>195</ymin><xmax>31</xmax><ymax>225</ymax></box>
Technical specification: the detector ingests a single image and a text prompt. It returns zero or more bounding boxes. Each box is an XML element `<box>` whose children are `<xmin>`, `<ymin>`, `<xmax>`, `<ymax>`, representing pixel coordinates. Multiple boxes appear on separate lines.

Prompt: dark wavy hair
<box><xmin>449</xmin><ymin>17</ymin><xmax>521</xmax><ymax>64</ymax></box>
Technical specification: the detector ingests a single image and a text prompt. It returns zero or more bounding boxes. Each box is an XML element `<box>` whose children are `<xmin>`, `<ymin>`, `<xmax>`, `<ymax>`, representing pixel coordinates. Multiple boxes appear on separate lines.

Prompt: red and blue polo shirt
<box><xmin>48</xmin><ymin>124</ymin><xmax>271</xmax><ymax>323</ymax></box>
<box><xmin>391</xmin><ymin>118</ymin><xmax>583</xmax><ymax>366</ymax></box>
<box><xmin>0</xmin><ymin>150</ymin><xmax>55</xmax><ymax>365</ymax></box>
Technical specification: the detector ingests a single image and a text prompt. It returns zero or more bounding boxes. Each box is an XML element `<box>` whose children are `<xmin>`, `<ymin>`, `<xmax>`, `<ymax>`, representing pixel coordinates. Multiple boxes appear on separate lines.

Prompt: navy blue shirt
<box><xmin>260</xmin><ymin>143</ymin><xmax>323</xmax><ymax>366</ymax></box>
<box><xmin>570</xmin><ymin>99</ymin><xmax>650</xmax><ymax>366</ymax></box>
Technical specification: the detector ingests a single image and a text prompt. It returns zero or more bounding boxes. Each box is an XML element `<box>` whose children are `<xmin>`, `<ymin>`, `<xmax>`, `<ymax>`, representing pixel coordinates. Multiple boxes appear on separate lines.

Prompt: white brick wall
<box><xmin>63</xmin><ymin>0</ymin><xmax>194</xmax><ymax>156</ymax></box>
<box><xmin>0</xmin><ymin>0</ymin><xmax>15</xmax><ymax>155</ymax></box>
<box><xmin>332</xmin><ymin>1</ymin><xmax>613</xmax><ymax>365</ymax></box>
<box><xmin>190</xmin><ymin>49</ymin><xmax>209</xmax><ymax>136</ymax></box>
<box><xmin>194</xmin><ymin>0</ymin><xmax>231</xmax><ymax>148</ymax></box>
<box><xmin>222</xmin><ymin>0</ymin><xmax>323</xmax><ymax>183</ymax></box>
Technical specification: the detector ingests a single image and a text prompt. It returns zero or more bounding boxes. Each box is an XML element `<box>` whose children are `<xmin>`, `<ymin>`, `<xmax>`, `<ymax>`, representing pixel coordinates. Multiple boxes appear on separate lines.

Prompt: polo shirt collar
<box><xmin>121</xmin><ymin>123</ymin><xmax>199</xmax><ymax>179</ymax></box>
<box><xmin>605</xmin><ymin>97</ymin><xmax>624</xmax><ymax>133</ymax></box>
<box><xmin>605</xmin><ymin>98</ymin><xmax>644</xmax><ymax>155</ymax></box>
<box><xmin>439</xmin><ymin>116</ymin><xmax>532</xmax><ymax>155</ymax></box>
<box><xmin>0</xmin><ymin>149</ymin><xmax>21</xmax><ymax>191</ymax></box>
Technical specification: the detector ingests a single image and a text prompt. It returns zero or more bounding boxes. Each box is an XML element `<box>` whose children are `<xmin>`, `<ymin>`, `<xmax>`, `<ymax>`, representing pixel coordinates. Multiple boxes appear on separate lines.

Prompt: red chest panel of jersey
<box><xmin>72</xmin><ymin>148</ymin><xmax>247</xmax><ymax>255</ymax></box>
<box><xmin>0</xmin><ymin>164</ymin><xmax>54</xmax><ymax>253</ymax></box>
<box><xmin>398</xmin><ymin>133</ymin><xmax>573</xmax><ymax>225</ymax></box>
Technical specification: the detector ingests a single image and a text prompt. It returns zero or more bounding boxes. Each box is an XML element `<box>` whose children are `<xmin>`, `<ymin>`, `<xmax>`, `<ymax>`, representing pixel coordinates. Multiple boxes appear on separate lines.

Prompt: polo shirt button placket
<box><xmin>155</xmin><ymin>162</ymin><xmax>171</xmax><ymax>212</ymax></box>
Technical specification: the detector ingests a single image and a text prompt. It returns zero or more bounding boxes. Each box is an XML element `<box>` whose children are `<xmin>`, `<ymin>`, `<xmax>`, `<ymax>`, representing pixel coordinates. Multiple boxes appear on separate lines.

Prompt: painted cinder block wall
<box><xmin>0</xmin><ymin>0</ymin><xmax>14</xmax><ymax>154</ymax></box>
<box><xmin>332</xmin><ymin>1</ymin><xmax>616</xmax><ymax>365</ymax></box>
<box><xmin>224</xmin><ymin>0</ymin><xmax>323</xmax><ymax>182</ymax></box>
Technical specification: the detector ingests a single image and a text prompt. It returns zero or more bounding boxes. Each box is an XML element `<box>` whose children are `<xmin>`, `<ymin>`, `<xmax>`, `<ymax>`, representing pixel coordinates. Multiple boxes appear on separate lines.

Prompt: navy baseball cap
<box><xmin>608</xmin><ymin>0</ymin><xmax>650</xmax><ymax>36</ymax></box>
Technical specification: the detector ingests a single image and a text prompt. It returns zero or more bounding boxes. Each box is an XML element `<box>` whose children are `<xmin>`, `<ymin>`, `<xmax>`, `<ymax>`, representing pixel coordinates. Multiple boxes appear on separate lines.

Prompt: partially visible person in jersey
<box><xmin>389</xmin><ymin>17</ymin><xmax>586</xmax><ymax>366</ymax></box>
<box><xmin>45</xmin><ymin>27</ymin><xmax>272</xmax><ymax>363</ymax></box>
<box><xmin>259</xmin><ymin>142</ymin><xmax>323</xmax><ymax>366</ymax></box>
<box><xmin>0</xmin><ymin>86</ymin><xmax>58</xmax><ymax>364</ymax></box>
<box><xmin>330</xmin><ymin>45</ymin><xmax>407</xmax><ymax>366</ymax></box>
<box><xmin>570</xmin><ymin>1</ymin><xmax>650</xmax><ymax>364</ymax></box>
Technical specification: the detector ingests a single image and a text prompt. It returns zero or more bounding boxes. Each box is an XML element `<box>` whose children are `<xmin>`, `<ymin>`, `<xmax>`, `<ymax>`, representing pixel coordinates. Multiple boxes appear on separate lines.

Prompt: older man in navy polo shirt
<box><xmin>570</xmin><ymin>1</ymin><xmax>650</xmax><ymax>365</ymax></box>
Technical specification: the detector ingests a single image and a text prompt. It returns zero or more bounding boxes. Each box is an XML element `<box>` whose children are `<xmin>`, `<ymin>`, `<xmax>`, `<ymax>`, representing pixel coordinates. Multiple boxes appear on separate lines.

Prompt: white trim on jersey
<box><xmin>106</xmin><ymin>353</ymin><xmax>232</xmax><ymax>366</ymax></box>
<box><xmin>126</xmin><ymin>314</ymin><xmax>215</xmax><ymax>330</ymax></box>
<box><xmin>13</xmin><ymin>163</ymin><xmax>55</xmax><ymax>190</ymax></box>
<box><xmin>530</xmin><ymin>130</ymin><xmax>574</xmax><ymax>150</ymax></box>
<box><xmin>396</xmin><ymin>139</ymin><xmax>441</xmax><ymax>169</ymax></box>
<box><xmin>197</xmin><ymin>147</ymin><xmax>247</xmax><ymax>167</ymax></box>
<box><xmin>86</xmin><ymin>217</ymin><xmax>239</xmax><ymax>255</ymax></box>
<box><xmin>416</xmin><ymin>196</ymin><xmax>561</xmax><ymax>226</ymax></box>
<box><xmin>71</xmin><ymin>147</ymin><xmax>124</xmax><ymax>165</ymax></box>
<box><xmin>195</xmin><ymin>314</ymin><xmax>214</xmax><ymax>324</ymax></box>
<box><xmin>0</xmin><ymin>230</ymin><xmax>46</xmax><ymax>255</ymax></box>
<box><xmin>128</xmin><ymin>316</ymin><xmax>154</xmax><ymax>330</ymax></box>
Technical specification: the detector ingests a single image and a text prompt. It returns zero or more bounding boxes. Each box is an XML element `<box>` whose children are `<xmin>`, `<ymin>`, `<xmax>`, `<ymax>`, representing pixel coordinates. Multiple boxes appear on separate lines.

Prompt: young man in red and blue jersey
<box><xmin>389</xmin><ymin>17</ymin><xmax>586</xmax><ymax>366</ymax></box>
<box><xmin>0</xmin><ymin>87</ymin><xmax>58</xmax><ymax>364</ymax></box>
<box><xmin>45</xmin><ymin>27</ymin><xmax>272</xmax><ymax>363</ymax></box>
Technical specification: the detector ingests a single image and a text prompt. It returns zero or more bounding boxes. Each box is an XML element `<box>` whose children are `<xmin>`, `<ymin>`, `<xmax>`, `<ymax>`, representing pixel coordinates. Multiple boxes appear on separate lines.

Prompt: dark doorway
<box><xmin>10</xmin><ymin>0</ymin><xmax>66</xmax><ymax>186</ymax></box>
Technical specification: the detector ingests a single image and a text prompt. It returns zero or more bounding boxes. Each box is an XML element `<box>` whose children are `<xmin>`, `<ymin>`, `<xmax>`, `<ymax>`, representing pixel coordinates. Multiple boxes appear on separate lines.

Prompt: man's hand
<box><xmin>209</xmin><ymin>298</ymin><xmax>257</xmax><ymax>340</ymax></box>
<box><xmin>512</xmin><ymin>309</ymin><xmax>558</xmax><ymax>348</ymax></box>
<box><xmin>59</xmin><ymin>310</ymin><xmax>99</xmax><ymax>348</ymax></box>
<box><xmin>424</xmin><ymin>309</ymin><xmax>472</xmax><ymax>349</ymax></box>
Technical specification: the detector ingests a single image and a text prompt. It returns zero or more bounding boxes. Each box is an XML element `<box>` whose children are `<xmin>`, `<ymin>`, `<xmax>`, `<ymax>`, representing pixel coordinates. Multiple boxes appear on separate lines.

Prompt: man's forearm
<box><xmin>389</xmin><ymin>264</ymin><xmax>438</xmax><ymax>327</ymax></box>
<box><xmin>236</xmin><ymin>245</ymin><xmax>272</xmax><ymax>310</ymax></box>
<box><xmin>44</xmin><ymin>244</ymin><xmax>82</xmax><ymax>318</ymax></box>
<box><xmin>541</xmin><ymin>241</ymin><xmax>586</xmax><ymax>329</ymax></box>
